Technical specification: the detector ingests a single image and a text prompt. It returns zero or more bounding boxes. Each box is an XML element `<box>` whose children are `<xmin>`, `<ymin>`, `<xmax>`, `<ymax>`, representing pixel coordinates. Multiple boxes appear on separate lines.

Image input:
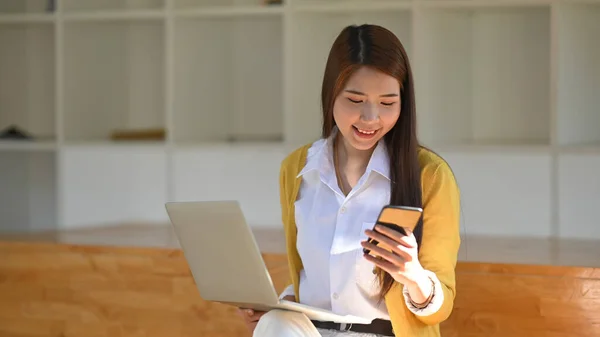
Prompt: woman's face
<box><xmin>333</xmin><ymin>66</ymin><xmax>401</xmax><ymax>152</ymax></box>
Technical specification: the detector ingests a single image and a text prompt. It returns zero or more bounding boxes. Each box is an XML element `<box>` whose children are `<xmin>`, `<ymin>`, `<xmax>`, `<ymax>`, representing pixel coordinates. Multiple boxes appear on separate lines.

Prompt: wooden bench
<box><xmin>1</xmin><ymin>225</ymin><xmax>599</xmax><ymax>337</ymax></box>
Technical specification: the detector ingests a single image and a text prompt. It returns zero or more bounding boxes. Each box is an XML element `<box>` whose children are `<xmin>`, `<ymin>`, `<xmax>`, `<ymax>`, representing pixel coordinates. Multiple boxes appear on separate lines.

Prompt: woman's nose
<box><xmin>360</xmin><ymin>104</ymin><xmax>379</xmax><ymax>121</ymax></box>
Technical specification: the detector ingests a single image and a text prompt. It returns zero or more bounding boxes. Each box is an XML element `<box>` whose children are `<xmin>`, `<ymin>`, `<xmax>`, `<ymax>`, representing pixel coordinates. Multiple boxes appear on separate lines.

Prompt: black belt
<box><xmin>311</xmin><ymin>318</ymin><xmax>394</xmax><ymax>336</ymax></box>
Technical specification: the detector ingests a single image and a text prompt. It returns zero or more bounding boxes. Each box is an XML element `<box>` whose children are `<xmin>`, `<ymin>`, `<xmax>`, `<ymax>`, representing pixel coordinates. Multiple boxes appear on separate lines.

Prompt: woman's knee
<box><xmin>253</xmin><ymin>310</ymin><xmax>317</xmax><ymax>337</ymax></box>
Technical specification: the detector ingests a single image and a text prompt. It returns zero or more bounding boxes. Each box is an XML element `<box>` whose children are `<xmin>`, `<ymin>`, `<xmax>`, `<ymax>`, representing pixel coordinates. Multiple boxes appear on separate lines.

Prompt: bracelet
<box><xmin>409</xmin><ymin>276</ymin><xmax>435</xmax><ymax>309</ymax></box>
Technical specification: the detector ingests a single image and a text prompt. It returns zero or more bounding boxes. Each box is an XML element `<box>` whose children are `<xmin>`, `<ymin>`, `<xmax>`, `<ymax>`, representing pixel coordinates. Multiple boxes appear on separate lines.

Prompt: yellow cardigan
<box><xmin>278</xmin><ymin>143</ymin><xmax>461</xmax><ymax>337</ymax></box>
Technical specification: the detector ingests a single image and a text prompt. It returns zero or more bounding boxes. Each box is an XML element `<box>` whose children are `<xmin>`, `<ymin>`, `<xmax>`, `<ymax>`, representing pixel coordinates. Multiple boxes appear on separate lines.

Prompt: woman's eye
<box><xmin>348</xmin><ymin>98</ymin><xmax>363</xmax><ymax>104</ymax></box>
<box><xmin>381</xmin><ymin>102</ymin><xmax>395</xmax><ymax>106</ymax></box>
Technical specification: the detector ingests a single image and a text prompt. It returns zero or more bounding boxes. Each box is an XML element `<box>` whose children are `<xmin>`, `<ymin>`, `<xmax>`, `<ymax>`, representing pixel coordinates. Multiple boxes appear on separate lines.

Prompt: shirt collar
<box><xmin>297</xmin><ymin>127</ymin><xmax>390</xmax><ymax>181</ymax></box>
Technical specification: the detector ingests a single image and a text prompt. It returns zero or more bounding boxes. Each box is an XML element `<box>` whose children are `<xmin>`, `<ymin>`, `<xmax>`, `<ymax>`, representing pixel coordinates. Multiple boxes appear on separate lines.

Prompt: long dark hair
<box><xmin>321</xmin><ymin>24</ymin><xmax>423</xmax><ymax>301</ymax></box>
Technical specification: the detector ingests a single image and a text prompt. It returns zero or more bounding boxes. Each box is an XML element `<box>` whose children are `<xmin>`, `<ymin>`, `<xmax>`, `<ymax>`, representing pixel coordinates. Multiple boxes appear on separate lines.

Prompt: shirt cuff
<box><xmin>279</xmin><ymin>284</ymin><xmax>295</xmax><ymax>300</ymax></box>
<box><xmin>402</xmin><ymin>270</ymin><xmax>445</xmax><ymax>316</ymax></box>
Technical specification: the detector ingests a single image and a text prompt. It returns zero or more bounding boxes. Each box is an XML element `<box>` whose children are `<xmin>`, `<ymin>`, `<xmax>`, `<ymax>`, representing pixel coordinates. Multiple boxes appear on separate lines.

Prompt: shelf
<box><xmin>62</xmin><ymin>19</ymin><xmax>165</xmax><ymax>142</ymax></box>
<box><xmin>0</xmin><ymin>21</ymin><xmax>56</xmax><ymax>143</ymax></box>
<box><xmin>62</xmin><ymin>140</ymin><xmax>167</xmax><ymax>149</ymax></box>
<box><xmin>286</xmin><ymin>8</ymin><xmax>412</xmax><ymax>147</ymax></box>
<box><xmin>62</xmin><ymin>9</ymin><xmax>165</xmax><ymax>22</ymax></box>
<box><xmin>0</xmin><ymin>140</ymin><xmax>57</xmax><ymax>152</ymax></box>
<box><xmin>172</xmin><ymin>15</ymin><xmax>283</xmax><ymax>144</ymax></box>
<box><xmin>61</xmin><ymin>0</ymin><xmax>164</xmax><ymax>12</ymax></box>
<box><xmin>0</xmin><ymin>0</ymin><xmax>597</xmax><ymax>240</ymax></box>
<box><xmin>293</xmin><ymin>0</ymin><xmax>411</xmax><ymax>12</ymax></box>
<box><xmin>559</xmin><ymin>142</ymin><xmax>600</xmax><ymax>154</ymax></box>
<box><xmin>418</xmin><ymin>0</ymin><xmax>554</xmax><ymax>8</ymax></box>
<box><xmin>414</xmin><ymin>4</ymin><xmax>551</xmax><ymax>147</ymax></box>
<box><xmin>0</xmin><ymin>14</ymin><xmax>55</xmax><ymax>23</ymax></box>
<box><xmin>172</xmin><ymin>5</ymin><xmax>283</xmax><ymax>17</ymax></box>
<box><xmin>173</xmin><ymin>0</ymin><xmax>284</xmax><ymax>9</ymax></box>
<box><xmin>555</xmin><ymin>2</ymin><xmax>600</xmax><ymax>146</ymax></box>
<box><xmin>0</xmin><ymin>0</ymin><xmax>55</xmax><ymax>14</ymax></box>
<box><xmin>427</xmin><ymin>140</ymin><xmax>551</xmax><ymax>154</ymax></box>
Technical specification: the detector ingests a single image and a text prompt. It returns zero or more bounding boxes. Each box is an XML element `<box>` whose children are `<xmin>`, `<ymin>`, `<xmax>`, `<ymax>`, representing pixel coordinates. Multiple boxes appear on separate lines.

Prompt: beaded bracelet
<box><xmin>409</xmin><ymin>276</ymin><xmax>436</xmax><ymax>309</ymax></box>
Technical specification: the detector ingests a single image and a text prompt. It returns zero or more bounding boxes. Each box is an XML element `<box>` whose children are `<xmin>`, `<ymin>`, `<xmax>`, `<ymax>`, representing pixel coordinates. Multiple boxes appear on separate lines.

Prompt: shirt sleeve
<box><xmin>279</xmin><ymin>284</ymin><xmax>295</xmax><ymax>300</ymax></box>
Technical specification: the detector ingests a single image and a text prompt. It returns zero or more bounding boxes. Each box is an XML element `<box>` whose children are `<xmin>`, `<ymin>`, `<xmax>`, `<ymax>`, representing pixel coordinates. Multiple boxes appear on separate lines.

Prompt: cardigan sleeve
<box><xmin>410</xmin><ymin>160</ymin><xmax>461</xmax><ymax>325</ymax></box>
<box><xmin>278</xmin><ymin>159</ymin><xmax>295</xmax><ymax>297</ymax></box>
<box><xmin>278</xmin><ymin>148</ymin><xmax>307</xmax><ymax>302</ymax></box>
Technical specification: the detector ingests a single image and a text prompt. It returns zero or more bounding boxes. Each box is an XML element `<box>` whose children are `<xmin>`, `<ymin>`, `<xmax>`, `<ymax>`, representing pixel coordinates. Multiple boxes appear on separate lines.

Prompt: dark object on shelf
<box><xmin>110</xmin><ymin>128</ymin><xmax>166</xmax><ymax>141</ymax></box>
<box><xmin>226</xmin><ymin>133</ymin><xmax>283</xmax><ymax>142</ymax></box>
<box><xmin>264</xmin><ymin>0</ymin><xmax>283</xmax><ymax>5</ymax></box>
<box><xmin>46</xmin><ymin>0</ymin><xmax>56</xmax><ymax>12</ymax></box>
<box><xmin>0</xmin><ymin>125</ymin><xmax>33</xmax><ymax>140</ymax></box>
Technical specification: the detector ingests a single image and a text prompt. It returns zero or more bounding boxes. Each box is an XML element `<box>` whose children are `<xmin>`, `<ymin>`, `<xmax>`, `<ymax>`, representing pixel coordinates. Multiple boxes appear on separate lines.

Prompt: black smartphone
<box><xmin>362</xmin><ymin>205</ymin><xmax>423</xmax><ymax>255</ymax></box>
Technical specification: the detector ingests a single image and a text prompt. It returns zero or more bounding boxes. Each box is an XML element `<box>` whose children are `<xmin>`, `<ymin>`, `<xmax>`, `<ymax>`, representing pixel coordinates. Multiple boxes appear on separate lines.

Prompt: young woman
<box><xmin>239</xmin><ymin>24</ymin><xmax>460</xmax><ymax>337</ymax></box>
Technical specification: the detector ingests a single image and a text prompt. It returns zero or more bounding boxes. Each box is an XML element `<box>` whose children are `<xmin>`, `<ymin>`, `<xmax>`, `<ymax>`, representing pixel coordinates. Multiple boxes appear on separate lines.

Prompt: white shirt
<box><xmin>279</xmin><ymin>130</ymin><xmax>443</xmax><ymax>320</ymax></box>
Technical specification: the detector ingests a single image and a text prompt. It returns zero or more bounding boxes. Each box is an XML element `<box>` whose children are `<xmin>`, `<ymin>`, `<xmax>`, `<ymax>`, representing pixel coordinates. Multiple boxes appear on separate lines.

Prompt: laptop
<box><xmin>164</xmin><ymin>200</ymin><xmax>373</xmax><ymax>324</ymax></box>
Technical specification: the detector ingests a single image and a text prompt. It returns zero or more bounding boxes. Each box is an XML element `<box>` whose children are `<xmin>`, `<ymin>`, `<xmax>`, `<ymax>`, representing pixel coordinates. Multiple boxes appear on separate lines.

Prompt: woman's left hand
<box><xmin>361</xmin><ymin>225</ymin><xmax>428</xmax><ymax>287</ymax></box>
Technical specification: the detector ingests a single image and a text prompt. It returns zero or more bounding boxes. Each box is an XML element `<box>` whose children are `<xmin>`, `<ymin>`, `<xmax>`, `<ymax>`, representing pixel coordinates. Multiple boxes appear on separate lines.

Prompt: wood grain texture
<box><xmin>445</xmin><ymin>264</ymin><xmax>600</xmax><ymax>337</ymax></box>
<box><xmin>1</xmin><ymin>240</ymin><xmax>599</xmax><ymax>337</ymax></box>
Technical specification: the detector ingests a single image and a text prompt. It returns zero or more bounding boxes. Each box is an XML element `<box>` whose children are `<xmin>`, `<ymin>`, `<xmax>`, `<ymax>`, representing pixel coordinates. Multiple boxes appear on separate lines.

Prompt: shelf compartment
<box><xmin>0</xmin><ymin>0</ymin><xmax>56</xmax><ymax>14</ymax></box>
<box><xmin>442</xmin><ymin>150</ymin><xmax>552</xmax><ymax>237</ymax></box>
<box><xmin>286</xmin><ymin>9</ymin><xmax>412</xmax><ymax>147</ymax></box>
<box><xmin>172</xmin><ymin>145</ymin><xmax>286</xmax><ymax>227</ymax></box>
<box><xmin>59</xmin><ymin>145</ymin><xmax>169</xmax><ymax>228</ymax></box>
<box><xmin>62</xmin><ymin>19</ymin><xmax>165</xmax><ymax>142</ymax></box>
<box><xmin>555</xmin><ymin>3</ymin><xmax>600</xmax><ymax>147</ymax></box>
<box><xmin>558</xmin><ymin>153</ymin><xmax>600</xmax><ymax>239</ymax></box>
<box><xmin>61</xmin><ymin>0</ymin><xmax>164</xmax><ymax>13</ymax></box>
<box><xmin>414</xmin><ymin>5</ymin><xmax>551</xmax><ymax>147</ymax></box>
<box><xmin>172</xmin><ymin>15</ymin><xmax>283</xmax><ymax>144</ymax></box>
<box><xmin>0</xmin><ymin>151</ymin><xmax>57</xmax><ymax>232</ymax></box>
<box><xmin>0</xmin><ymin>22</ymin><xmax>56</xmax><ymax>144</ymax></box>
<box><xmin>173</xmin><ymin>0</ymin><xmax>284</xmax><ymax>9</ymax></box>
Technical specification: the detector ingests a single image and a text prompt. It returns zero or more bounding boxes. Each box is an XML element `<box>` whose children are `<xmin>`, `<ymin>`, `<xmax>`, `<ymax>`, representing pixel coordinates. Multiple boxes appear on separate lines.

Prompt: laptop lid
<box><xmin>165</xmin><ymin>200</ymin><xmax>280</xmax><ymax>307</ymax></box>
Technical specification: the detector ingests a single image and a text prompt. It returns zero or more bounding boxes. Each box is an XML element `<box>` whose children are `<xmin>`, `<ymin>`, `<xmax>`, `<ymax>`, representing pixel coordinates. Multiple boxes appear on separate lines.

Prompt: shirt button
<box><xmin>332</xmin><ymin>293</ymin><xmax>339</xmax><ymax>300</ymax></box>
<box><xmin>340</xmin><ymin>207</ymin><xmax>346</xmax><ymax>213</ymax></box>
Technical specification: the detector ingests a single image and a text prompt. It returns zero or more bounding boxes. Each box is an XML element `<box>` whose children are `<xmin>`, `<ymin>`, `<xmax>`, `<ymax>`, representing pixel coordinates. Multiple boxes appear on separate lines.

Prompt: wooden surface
<box><xmin>2</xmin><ymin>223</ymin><xmax>599</xmax><ymax>267</ymax></box>
<box><xmin>0</xmin><ymin>241</ymin><xmax>272</xmax><ymax>337</ymax></box>
<box><xmin>1</xmin><ymin>225</ymin><xmax>600</xmax><ymax>336</ymax></box>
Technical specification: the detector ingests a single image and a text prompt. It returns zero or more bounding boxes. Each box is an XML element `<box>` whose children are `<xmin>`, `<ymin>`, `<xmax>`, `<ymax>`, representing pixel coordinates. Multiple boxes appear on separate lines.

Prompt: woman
<box><xmin>239</xmin><ymin>24</ymin><xmax>460</xmax><ymax>337</ymax></box>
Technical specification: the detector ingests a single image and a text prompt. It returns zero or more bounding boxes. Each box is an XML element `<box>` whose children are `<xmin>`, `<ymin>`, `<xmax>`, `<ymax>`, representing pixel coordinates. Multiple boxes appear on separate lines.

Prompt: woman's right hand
<box><xmin>237</xmin><ymin>308</ymin><xmax>267</xmax><ymax>333</ymax></box>
<box><xmin>237</xmin><ymin>295</ymin><xmax>296</xmax><ymax>333</ymax></box>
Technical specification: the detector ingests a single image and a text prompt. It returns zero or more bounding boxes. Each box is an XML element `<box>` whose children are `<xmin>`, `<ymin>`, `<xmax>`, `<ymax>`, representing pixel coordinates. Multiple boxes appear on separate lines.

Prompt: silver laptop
<box><xmin>164</xmin><ymin>200</ymin><xmax>372</xmax><ymax>324</ymax></box>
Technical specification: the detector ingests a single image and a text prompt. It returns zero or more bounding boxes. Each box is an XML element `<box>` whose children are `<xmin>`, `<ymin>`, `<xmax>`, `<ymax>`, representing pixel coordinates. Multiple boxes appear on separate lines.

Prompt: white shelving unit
<box><xmin>0</xmin><ymin>0</ymin><xmax>599</xmax><ymax>241</ymax></box>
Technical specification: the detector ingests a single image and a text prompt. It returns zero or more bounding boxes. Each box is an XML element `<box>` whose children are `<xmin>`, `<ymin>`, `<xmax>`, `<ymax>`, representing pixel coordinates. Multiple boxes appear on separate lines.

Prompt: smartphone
<box><xmin>362</xmin><ymin>205</ymin><xmax>423</xmax><ymax>255</ymax></box>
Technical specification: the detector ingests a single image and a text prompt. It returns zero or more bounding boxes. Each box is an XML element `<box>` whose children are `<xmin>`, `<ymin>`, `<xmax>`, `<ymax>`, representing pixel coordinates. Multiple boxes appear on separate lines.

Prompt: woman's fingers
<box><xmin>238</xmin><ymin>308</ymin><xmax>265</xmax><ymax>322</ymax></box>
<box><xmin>373</xmin><ymin>225</ymin><xmax>416</xmax><ymax>248</ymax></box>
<box><xmin>363</xmin><ymin>252</ymin><xmax>400</xmax><ymax>275</ymax></box>
<box><xmin>364</xmin><ymin>229</ymin><xmax>413</xmax><ymax>261</ymax></box>
<box><xmin>361</xmin><ymin>240</ymin><xmax>404</xmax><ymax>265</ymax></box>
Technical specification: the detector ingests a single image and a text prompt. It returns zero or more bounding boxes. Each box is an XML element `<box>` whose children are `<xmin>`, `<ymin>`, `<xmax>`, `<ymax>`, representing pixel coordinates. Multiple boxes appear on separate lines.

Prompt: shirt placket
<box><xmin>328</xmin><ymin>172</ymin><xmax>372</xmax><ymax>314</ymax></box>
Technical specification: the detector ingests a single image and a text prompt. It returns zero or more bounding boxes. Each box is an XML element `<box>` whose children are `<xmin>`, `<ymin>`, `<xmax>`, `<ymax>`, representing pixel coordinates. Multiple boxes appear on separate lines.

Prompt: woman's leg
<box><xmin>253</xmin><ymin>310</ymin><xmax>323</xmax><ymax>337</ymax></box>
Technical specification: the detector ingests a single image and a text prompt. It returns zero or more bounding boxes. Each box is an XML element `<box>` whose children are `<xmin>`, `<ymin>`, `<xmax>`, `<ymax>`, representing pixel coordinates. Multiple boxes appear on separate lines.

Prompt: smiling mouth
<box><xmin>353</xmin><ymin>126</ymin><xmax>379</xmax><ymax>135</ymax></box>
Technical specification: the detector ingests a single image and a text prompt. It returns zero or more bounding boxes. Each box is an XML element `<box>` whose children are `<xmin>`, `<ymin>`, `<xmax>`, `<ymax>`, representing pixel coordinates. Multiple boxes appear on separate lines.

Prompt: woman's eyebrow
<box><xmin>344</xmin><ymin>89</ymin><xmax>399</xmax><ymax>97</ymax></box>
